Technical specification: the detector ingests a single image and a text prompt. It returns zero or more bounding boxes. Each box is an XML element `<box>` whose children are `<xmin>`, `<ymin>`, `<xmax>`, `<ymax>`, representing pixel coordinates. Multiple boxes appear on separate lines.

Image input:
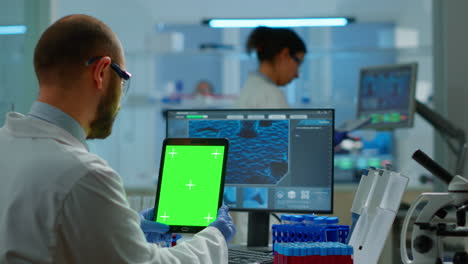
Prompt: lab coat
<box><xmin>235</xmin><ymin>72</ymin><xmax>289</xmax><ymax>109</ymax></box>
<box><xmin>0</xmin><ymin>112</ymin><xmax>228</xmax><ymax>264</ymax></box>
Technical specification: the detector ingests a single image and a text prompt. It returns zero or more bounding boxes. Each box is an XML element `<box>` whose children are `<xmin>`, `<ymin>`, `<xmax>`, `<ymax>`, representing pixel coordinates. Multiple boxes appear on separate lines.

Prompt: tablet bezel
<box><xmin>153</xmin><ymin>138</ymin><xmax>228</xmax><ymax>233</ymax></box>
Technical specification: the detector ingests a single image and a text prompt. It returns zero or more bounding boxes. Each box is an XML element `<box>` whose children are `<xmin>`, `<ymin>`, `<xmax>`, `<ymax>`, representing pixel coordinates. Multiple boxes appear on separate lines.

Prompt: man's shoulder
<box><xmin>49</xmin><ymin>143</ymin><xmax>123</xmax><ymax>204</ymax></box>
<box><xmin>60</xmin><ymin>143</ymin><xmax>116</xmax><ymax>177</ymax></box>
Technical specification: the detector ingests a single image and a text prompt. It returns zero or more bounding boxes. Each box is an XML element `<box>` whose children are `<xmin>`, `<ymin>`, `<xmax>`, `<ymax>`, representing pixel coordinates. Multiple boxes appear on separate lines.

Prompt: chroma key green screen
<box><xmin>155</xmin><ymin>145</ymin><xmax>225</xmax><ymax>226</ymax></box>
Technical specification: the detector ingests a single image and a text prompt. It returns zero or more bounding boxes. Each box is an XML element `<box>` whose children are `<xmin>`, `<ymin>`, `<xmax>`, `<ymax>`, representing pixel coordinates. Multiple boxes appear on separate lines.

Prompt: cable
<box><xmin>271</xmin><ymin>213</ymin><xmax>281</xmax><ymax>223</ymax></box>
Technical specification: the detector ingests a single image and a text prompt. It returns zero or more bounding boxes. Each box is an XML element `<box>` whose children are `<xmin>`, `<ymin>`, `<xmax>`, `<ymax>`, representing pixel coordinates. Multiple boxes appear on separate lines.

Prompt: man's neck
<box><xmin>37</xmin><ymin>90</ymin><xmax>91</xmax><ymax>134</ymax></box>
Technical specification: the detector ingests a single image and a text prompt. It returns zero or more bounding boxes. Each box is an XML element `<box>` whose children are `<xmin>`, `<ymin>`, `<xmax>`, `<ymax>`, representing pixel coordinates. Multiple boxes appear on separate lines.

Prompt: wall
<box><xmin>393</xmin><ymin>1</ymin><xmax>434</xmax><ymax>186</ymax></box>
<box><xmin>0</xmin><ymin>0</ymin><xmax>54</xmax><ymax>123</ymax></box>
<box><xmin>0</xmin><ymin>0</ymin><xmax>24</xmax><ymax>24</ymax></box>
<box><xmin>0</xmin><ymin>0</ymin><xmax>25</xmax><ymax>123</ymax></box>
<box><xmin>56</xmin><ymin>1</ymin><xmax>151</xmax><ymax>52</ymax></box>
<box><xmin>434</xmin><ymin>0</ymin><xmax>468</xmax><ymax>180</ymax></box>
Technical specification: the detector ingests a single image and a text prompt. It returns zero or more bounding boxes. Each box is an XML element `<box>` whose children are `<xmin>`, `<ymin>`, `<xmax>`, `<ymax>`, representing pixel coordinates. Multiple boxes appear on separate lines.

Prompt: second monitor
<box><xmin>357</xmin><ymin>63</ymin><xmax>418</xmax><ymax>129</ymax></box>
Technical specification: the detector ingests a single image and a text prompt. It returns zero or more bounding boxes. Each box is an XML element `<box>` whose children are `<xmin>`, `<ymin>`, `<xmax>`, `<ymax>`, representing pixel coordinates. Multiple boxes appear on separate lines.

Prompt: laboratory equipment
<box><xmin>166</xmin><ymin>109</ymin><xmax>335</xmax><ymax>247</ymax></box>
<box><xmin>304</xmin><ymin>214</ymin><xmax>317</xmax><ymax>226</ymax></box>
<box><xmin>272</xmin><ymin>219</ymin><xmax>349</xmax><ymax>246</ymax></box>
<box><xmin>289</xmin><ymin>215</ymin><xmax>304</xmax><ymax>225</ymax></box>
<box><xmin>347</xmin><ymin>166</ymin><xmax>409</xmax><ymax>264</ymax></box>
<box><xmin>401</xmin><ymin>149</ymin><xmax>468</xmax><ymax>264</ymax></box>
<box><xmin>314</xmin><ymin>216</ymin><xmax>328</xmax><ymax>230</ymax></box>
<box><xmin>356</xmin><ymin>63</ymin><xmax>418</xmax><ymax>129</ymax></box>
<box><xmin>326</xmin><ymin>216</ymin><xmax>339</xmax><ymax>225</ymax></box>
<box><xmin>227</xmin><ymin>248</ymin><xmax>274</xmax><ymax>264</ymax></box>
<box><xmin>273</xmin><ymin>242</ymin><xmax>354</xmax><ymax>264</ymax></box>
<box><xmin>415</xmin><ymin>100</ymin><xmax>467</xmax><ymax>175</ymax></box>
<box><xmin>357</xmin><ymin>62</ymin><xmax>467</xmax><ymax>175</ymax></box>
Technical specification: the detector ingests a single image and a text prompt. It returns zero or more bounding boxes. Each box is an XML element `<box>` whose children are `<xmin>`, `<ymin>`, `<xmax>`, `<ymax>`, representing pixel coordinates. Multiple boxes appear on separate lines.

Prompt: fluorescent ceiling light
<box><xmin>204</xmin><ymin>18</ymin><xmax>354</xmax><ymax>28</ymax></box>
<box><xmin>0</xmin><ymin>25</ymin><xmax>27</xmax><ymax>35</ymax></box>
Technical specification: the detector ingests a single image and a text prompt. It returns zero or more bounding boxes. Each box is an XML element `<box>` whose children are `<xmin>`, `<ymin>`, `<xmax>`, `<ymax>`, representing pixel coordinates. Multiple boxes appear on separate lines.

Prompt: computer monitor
<box><xmin>166</xmin><ymin>109</ymin><xmax>334</xmax><ymax>247</ymax></box>
<box><xmin>356</xmin><ymin>63</ymin><xmax>418</xmax><ymax>129</ymax></box>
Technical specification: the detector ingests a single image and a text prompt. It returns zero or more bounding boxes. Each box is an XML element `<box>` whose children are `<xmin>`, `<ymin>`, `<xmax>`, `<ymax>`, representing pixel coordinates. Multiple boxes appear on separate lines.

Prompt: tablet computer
<box><xmin>153</xmin><ymin>138</ymin><xmax>228</xmax><ymax>233</ymax></box>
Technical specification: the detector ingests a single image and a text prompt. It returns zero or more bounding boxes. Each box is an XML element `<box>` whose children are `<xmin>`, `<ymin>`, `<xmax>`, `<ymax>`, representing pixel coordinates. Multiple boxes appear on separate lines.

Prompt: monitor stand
<box><xmin>246</xmin><ymin>212</ymin><xmax>271</xmax><ymax>252</ymax></box>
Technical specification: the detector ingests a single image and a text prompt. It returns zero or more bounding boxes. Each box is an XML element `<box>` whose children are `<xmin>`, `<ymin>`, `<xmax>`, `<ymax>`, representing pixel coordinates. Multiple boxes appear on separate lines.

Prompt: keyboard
<box><xmin>228</xmin><ymin>248</ymin><xmax>274</xmax><ymax>264</ymax></box>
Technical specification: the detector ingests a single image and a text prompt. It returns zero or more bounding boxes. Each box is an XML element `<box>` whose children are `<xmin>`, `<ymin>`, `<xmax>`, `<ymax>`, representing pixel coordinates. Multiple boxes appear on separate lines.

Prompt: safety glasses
<box><xmin>290</xmin><ymin>53</ymin><xmax>303</xmax><ymax>66</ymax></box>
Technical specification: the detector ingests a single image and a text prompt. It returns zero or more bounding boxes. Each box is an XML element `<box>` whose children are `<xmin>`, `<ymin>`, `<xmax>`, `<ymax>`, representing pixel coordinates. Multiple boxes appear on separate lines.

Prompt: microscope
<box><xmin>401</xmin><ymin>149</ymin><xmax>468</xmax><ymax>264</ymax></box>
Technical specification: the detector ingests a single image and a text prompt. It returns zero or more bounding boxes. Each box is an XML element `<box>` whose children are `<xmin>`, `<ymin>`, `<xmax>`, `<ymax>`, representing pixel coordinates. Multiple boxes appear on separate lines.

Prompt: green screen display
<box><xmin>156</xmin><ymin>145</ymin><xmax>225</xmax><ymax>226</ymax></box>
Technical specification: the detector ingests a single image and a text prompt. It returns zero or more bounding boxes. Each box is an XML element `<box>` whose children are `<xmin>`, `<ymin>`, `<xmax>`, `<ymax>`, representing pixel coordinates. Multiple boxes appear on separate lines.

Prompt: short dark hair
<box><xmin>33</xmin><ymin>14</ymin><xmax>121</xmax><ymax>83</ymax></box>
<box><xmin>246</xmin><ymin>26</ymin><xmax>306</xmax><ymax>62</ymax></box>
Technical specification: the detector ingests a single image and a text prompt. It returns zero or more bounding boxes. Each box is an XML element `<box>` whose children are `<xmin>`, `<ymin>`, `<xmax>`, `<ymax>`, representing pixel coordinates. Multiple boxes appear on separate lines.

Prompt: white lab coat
<box><xmin>235</xmin><ymin>72</ymin><xmax>289</xmax><ymax>109</ymax></box>
<box><xmin>0</xmin><ymin>112</ymin><xmax>228</xmax><ymax>264</ymax></box>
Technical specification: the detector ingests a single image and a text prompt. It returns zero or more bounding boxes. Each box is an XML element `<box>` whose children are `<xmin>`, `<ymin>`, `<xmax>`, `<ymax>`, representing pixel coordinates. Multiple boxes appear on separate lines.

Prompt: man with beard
<box><xmin>0</xmin><ymin>14</ymin><xmax>234</xmax><ymax>263</ymax></box>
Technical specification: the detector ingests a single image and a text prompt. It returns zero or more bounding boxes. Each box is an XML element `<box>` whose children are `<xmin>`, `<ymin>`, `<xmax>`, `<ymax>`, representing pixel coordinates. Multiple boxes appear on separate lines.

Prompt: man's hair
<box><xmin>34</xmin><ymin>14</ymin><xmax>121</xmax><ymax>83</ymax></box>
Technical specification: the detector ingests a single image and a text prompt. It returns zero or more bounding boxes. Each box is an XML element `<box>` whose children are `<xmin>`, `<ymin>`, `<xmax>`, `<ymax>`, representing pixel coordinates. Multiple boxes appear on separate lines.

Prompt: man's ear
<box><xmin>91</xmin><ymin>56</ymin><xmax>112</xmax><ymax>90</ymax></box>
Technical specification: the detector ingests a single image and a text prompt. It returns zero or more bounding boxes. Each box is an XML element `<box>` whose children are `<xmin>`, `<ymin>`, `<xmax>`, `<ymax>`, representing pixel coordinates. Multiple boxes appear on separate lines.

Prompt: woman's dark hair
<box><xmin>246</xmin><ymin>26</ymin><xmax>306</xmax><ymax>62</ymax></box>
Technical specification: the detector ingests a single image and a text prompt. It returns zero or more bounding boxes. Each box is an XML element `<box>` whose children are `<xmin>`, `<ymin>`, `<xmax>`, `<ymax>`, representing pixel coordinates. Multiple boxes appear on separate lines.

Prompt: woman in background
<box><xmin>235</xmin><ymin>26</ymin><xmax>306</xmax><ymax>108</ymax></box>
<box><xmin>235</xmin><ymin>26</ymin><xmax>350</xmax><ymax>145</ymax></box>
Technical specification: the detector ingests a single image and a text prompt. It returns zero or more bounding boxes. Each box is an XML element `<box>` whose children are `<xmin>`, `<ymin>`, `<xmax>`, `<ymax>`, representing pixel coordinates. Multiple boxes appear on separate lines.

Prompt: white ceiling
<box><xmin>57</xmin><ymin>0</ymin><xmax>431</xmax><ymax>24</ymax></box>
<box><xmin>0</xmin><ymin>0</ymin><xmax>431</xmax><ymax>26</ymax></box>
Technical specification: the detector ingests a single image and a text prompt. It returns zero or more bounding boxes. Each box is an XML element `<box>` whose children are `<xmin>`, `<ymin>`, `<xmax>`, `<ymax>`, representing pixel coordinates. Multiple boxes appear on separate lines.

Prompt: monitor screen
<box><xmin>357</xmin><ymin>63</ymin><xmax>417</xmax><ymax>129</ymax></box>
<box><xmin>166</xmin><ymin>109</ymin><xmax>334</xmax><ymax>214</ymax></box>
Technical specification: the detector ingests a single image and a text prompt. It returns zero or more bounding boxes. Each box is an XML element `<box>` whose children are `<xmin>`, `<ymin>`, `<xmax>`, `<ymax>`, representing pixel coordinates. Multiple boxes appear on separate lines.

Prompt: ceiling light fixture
<box><xmin>203</xmin><ymin>18</ymin><xmax>354</xmax><ymax>28</ymax></box>
<box><xmin>0</xmin><ymin>25</ymin><xmax>27</xmax><ymax>35</ymax></box>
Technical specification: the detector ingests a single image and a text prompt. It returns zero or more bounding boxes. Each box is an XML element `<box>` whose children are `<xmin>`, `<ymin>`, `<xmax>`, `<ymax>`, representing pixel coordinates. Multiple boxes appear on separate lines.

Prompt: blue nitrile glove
<box><xmin>140</xmin><ymin>207</ymin><xmax>172</xmax><ymax>244</ymax></box>
<box><xmin>209</xmin><ymin>205</ymin><xmax>236</xmax><ymax>243</ymax></box>
<box><xmin>334</xmin><ymin>131</ymin><xmax>349</xmax><ymax>147</ymax></box>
